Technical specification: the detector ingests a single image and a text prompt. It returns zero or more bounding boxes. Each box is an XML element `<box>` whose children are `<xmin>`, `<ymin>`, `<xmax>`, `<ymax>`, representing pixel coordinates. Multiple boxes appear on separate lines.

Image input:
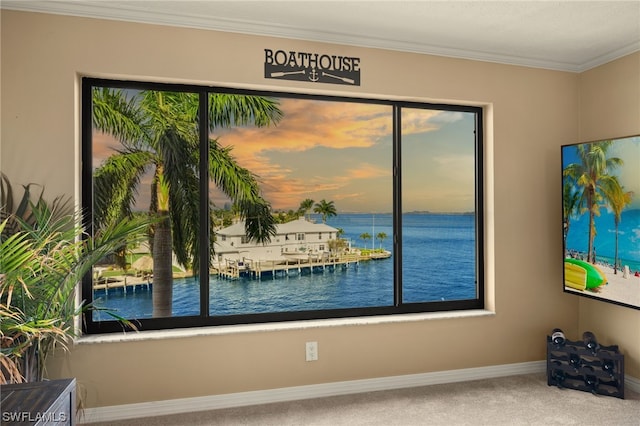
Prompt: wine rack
<box><xmin>547</xmin><ymin>335</ymin><xmax>625</xmax><ymax>399</ymax></box>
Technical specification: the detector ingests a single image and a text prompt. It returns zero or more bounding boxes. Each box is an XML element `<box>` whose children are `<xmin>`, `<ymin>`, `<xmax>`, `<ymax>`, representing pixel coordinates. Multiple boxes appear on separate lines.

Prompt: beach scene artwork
<box><xmin>562</xmin><ymin>135</ymin><xmax>640</xmax><ymax>310</ymax></box>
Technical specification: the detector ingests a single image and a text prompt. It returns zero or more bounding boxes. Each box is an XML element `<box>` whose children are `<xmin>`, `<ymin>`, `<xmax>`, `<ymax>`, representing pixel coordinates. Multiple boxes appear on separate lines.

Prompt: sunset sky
<box><xmin>213</xmin><ymin>98</ymin><xmax>476</xmax><ymax>213</ymax></box>
<box><xmin>93</xmin><ymin>95</ymin><xmax>478</xmax><ymax>214</ymax></box>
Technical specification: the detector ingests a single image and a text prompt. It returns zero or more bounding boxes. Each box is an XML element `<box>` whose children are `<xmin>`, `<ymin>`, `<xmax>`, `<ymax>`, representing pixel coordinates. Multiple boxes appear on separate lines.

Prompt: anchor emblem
<box><xmin>309</xmin><ymin>68</ymin><xmax>319</xmax><ymax>82</ymax></box>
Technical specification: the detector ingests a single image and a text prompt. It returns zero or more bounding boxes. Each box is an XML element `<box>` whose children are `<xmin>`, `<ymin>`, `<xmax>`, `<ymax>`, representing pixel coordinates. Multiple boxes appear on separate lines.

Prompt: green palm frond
<box><xmin>93</xmin><ymin>150</ymin><xmax>154</xmax><ymax>229</ymax></box>
<box><xmin>313</xmin><ymin>199</ymin><xmax>337</xmax><ymax>223</ymax></box>
<box><xmin>91</xmin><ymin>87</ymin><xmax>282</xmax><ymax>316</ymax></box>
<box><xmin>92</xmin><ymin>87</ymin><xmax>147</xmax><ymax>143</ymax></box>
<box><xmin>209</xmin><ymin>93</ymin><xmax>283</xmax><ymax>128</ymax></box>
<box><xmin>0</xmin><ymin>177</ymin><xmax>153</xmax><ymax>383</ymax></box>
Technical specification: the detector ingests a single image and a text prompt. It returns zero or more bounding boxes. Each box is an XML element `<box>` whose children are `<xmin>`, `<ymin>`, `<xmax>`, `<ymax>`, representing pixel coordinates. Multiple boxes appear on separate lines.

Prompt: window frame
<box><xmin>81</xmin><ymin>77</ymin><xmax>484</xmax><ymax>334</ymax></box>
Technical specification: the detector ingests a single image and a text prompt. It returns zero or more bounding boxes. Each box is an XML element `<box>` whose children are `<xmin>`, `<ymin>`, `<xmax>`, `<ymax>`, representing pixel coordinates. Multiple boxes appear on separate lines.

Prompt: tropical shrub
<box><xmin>0</xmin><ymin>174</ymin><xmax>151</xmax><ymax>383</ymax></box>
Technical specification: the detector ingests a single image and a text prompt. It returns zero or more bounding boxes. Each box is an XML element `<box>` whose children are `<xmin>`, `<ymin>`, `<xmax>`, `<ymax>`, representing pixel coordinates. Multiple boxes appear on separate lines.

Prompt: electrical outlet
<box><xmin>305</xmin><ymin>341</ymin><xmax>318</xmax><ymax>361</ymax></box>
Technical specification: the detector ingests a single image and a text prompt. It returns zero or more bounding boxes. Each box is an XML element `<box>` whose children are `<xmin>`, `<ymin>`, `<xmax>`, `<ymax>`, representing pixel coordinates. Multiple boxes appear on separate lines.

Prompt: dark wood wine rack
<box><xmin>547</xmin><ymin>335</ymin><xmax>625</xmax><ymax>399</ymax></box>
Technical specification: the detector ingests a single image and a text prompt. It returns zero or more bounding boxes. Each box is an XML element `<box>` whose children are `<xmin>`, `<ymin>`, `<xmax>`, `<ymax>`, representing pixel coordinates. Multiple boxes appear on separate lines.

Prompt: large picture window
<box><xmin>82</xmin><ymin>78</ymin><xmax>484</xmax><ymax>333</ymax></box>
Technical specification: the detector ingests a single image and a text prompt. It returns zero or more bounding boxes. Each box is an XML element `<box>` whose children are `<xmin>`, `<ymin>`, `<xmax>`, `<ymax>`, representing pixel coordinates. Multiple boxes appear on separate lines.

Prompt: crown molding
<box><xmin>577</xmin><ymin>41</ymin><xmax>640</xmax><ymax>73</ymax></box>
<box><xmin>2</xmin><ymin>1</ymin><xmax>638</xmax><ymax>73</ymax></box>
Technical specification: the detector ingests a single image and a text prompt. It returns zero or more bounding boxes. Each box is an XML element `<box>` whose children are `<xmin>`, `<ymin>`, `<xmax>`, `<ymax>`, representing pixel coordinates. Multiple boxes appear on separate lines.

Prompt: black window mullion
<box><xmin>199</xmin><ymin>91</ymin><xmax>210</xmax><ymax>317</ymax></box>
<box><xmin>81</xmin><ymin>78</ymin><xmax>96</xmax><ymax>317</ymax></box>
<box><xmin>393</xmin><ymin>105</ymin><xmax>402</xmax><ymax>307</ymax></box>
<box><xmin>475</xmin><ymin>111</ymin><xmax>485</xmax><ymax>305</ymax></box>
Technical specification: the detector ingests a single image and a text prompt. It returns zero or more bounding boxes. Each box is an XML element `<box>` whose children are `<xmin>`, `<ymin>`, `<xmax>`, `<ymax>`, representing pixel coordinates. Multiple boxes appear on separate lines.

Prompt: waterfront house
<box><xmin>214</xmin><ymin>218</ymin><xmax>341</xmax><ymax>265</ymax></box>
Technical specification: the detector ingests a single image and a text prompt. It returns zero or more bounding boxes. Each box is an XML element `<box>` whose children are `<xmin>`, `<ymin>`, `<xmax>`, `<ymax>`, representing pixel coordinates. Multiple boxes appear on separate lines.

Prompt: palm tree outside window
<box><xmin>88</xmin><ymin>82</ymin><xmax>280</xmax><ymax>319</ymax></box>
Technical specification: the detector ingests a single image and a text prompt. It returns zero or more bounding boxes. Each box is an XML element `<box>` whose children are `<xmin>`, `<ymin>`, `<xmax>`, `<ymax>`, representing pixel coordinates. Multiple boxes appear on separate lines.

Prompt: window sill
<box><xmin>77</xmin><ymin>310</ymin><xmax>495</xmax><ymax>345</ymax></box>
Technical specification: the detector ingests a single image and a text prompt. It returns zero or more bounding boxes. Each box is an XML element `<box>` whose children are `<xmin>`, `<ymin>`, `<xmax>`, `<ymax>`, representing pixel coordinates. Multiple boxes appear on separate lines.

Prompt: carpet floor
<box><xmin>86</xmin><ymin>373</ymin><xmax>640</xmax><ymax>425</ymax></box>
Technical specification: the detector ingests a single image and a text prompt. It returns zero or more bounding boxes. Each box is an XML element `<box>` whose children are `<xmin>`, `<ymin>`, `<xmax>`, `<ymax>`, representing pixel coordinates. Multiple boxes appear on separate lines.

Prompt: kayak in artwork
<box><xmin>564</xmin><ymin>258</ymin><xmax>608</xmax><ymax>291</ymax></box>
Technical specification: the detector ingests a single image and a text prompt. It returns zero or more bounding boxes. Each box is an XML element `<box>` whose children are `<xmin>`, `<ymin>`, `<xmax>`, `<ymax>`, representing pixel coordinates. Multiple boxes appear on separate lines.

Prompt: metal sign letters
<box><xmin>264</xmin><ymin>49</ymin><xmax>361</xmax><ymax>86</ymax></box>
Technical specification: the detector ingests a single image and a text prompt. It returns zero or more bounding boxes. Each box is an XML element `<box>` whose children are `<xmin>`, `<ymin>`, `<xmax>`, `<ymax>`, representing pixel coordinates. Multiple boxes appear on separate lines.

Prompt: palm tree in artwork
<box><xmin>562</xmin><ymin>177</ymin><xmax>581</xmax><ymax>253</ymax></box>
<box><xmin>563</xmin><ymin>141</ymin><xmax>623</xmax><ymax>263</ymax></box>
<box><xmin>313</xmin><ymin>199</ymin><xmax>337</xmax><ymax>223</ymax></box>
<box><xmin>609</xmin><ymin>182</ymin><xmax>633</xmax><ymax>274</ymax></box>
<box><xmin>92</xmin><ymin>88</ymin><xmax>282</xmax><ymax>317</ymax></box>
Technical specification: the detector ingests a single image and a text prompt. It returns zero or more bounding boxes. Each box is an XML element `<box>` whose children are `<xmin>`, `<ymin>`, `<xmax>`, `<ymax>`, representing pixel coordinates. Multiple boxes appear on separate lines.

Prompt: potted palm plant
<box><xmin>0</xmin><ymin>173</ymin><xmax>151</xmax><ymax>383</ymax></box>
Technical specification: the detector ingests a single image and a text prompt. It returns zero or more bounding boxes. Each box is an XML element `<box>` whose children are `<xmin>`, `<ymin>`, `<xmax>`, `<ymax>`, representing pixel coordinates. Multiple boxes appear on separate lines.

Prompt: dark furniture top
<box><xmin>1</xmin><ymin>378</ymin><xmax>76</xmax><ymax>425</ymax></box>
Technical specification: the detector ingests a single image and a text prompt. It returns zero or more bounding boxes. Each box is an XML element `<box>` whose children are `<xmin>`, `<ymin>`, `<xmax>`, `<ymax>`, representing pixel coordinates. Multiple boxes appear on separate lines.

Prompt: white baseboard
<box><xmin>80</xmin><ymin>361</ymin><xmax>638</xmax><ymax>424</ymax></box>
<box><xmin>627</xmin><ymin>374</ymin><xmax>640</xmax><ymax>394</ymax></box>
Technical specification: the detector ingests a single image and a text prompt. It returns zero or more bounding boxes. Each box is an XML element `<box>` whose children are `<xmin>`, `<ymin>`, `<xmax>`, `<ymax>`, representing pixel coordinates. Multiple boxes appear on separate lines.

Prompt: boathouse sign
<box><xmin>264</xmin><ymin>48</ymin><xmax>361</xmax><ymax>86</ymax></box>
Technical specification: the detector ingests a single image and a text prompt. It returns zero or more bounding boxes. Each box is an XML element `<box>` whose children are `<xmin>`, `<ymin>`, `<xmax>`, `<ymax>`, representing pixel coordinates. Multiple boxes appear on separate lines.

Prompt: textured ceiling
<box><xmin>3</xmin><ymin>0</ymin><xmax>640</xmax><ymax>71</ymax></box>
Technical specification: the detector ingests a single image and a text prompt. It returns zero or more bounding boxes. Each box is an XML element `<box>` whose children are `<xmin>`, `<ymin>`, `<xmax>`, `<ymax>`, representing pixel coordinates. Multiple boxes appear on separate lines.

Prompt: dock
<box><xmin>93</xmin><ymin>275</ymin><xmax>152</xmax><ymax>295</ymax></box>
<box><xmin>214</xmin><ymin>251</ymin><xmax>390</xmax><ymax>280</ymax></box>
<box><xmin>93</xmin><ymin>251</ymin><xmax>392</xmax><ymax>291</ymax></box>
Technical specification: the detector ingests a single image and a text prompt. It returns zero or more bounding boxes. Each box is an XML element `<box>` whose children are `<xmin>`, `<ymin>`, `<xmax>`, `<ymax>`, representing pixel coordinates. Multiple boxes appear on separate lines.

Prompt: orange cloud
<box><xmin>209</xmin><ymin>99</ymin><xmax>394</xmax><ymax>209</ymax></box>
<box><xmin>215</xmin><ymin>99</ymin><xmax>390</xmax><ymax>155</ymax></box>
<box><xmin>344</xmin><ymin>163</ymin><xmax>390</xmax><ymax>180</ymax></box>
<box><xmin>401</xmin><ymin>109</ymin><xmax>462</xmax><ymax>135</ymax></box>
<box><xmin>257</xmin><ymin>161</ymin><xmax>391</xmax><ymax>210</ymax></box>
<box><xmin>94</xmin><ymin>98</ymin><xmax>460</xmax><ymax>212</ymax></box>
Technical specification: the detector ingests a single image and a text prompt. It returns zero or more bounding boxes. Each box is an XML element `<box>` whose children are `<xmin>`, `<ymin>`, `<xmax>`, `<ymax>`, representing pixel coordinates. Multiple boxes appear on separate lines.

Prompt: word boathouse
<box><xmin>264</xmin><ymin>48</ymin><xmax>361</xmax><ymax>86</ymax></box>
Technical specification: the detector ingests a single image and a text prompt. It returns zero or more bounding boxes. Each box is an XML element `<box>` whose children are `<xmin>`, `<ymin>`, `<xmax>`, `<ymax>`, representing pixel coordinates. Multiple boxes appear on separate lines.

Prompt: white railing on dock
<box><xmin>238</xmin><ymin>254</ymin><xmax>361</xmax><ymax>280</ymax></box>
<box><xmin>96</xmin><ymin>251</ymin><xmax>390</xmax><ymax>286</ymax></box>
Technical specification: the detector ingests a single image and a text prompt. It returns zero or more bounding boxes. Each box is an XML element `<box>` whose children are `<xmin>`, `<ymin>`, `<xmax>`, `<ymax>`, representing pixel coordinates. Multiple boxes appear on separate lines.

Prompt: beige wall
<box><xmin>577</xmin><ymin>52</ymin><xmax>640</xmax><ymax>378</ymax></box>
<box><xmin>0</xmin><ymin>10</ymin><xmax>603</xmax><ymax>408</ymax></box>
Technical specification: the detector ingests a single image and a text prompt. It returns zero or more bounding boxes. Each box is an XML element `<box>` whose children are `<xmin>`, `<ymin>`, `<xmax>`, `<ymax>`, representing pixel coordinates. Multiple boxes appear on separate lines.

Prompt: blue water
<box><xmin>565</xmin><ymin>209</ymin><xmax>640</xmax><ymax>272</ymax></box>
<box><xmin>93</xmin><ymin>213</ymin><xmax>477</xmax><ymax>320</ymax></box>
